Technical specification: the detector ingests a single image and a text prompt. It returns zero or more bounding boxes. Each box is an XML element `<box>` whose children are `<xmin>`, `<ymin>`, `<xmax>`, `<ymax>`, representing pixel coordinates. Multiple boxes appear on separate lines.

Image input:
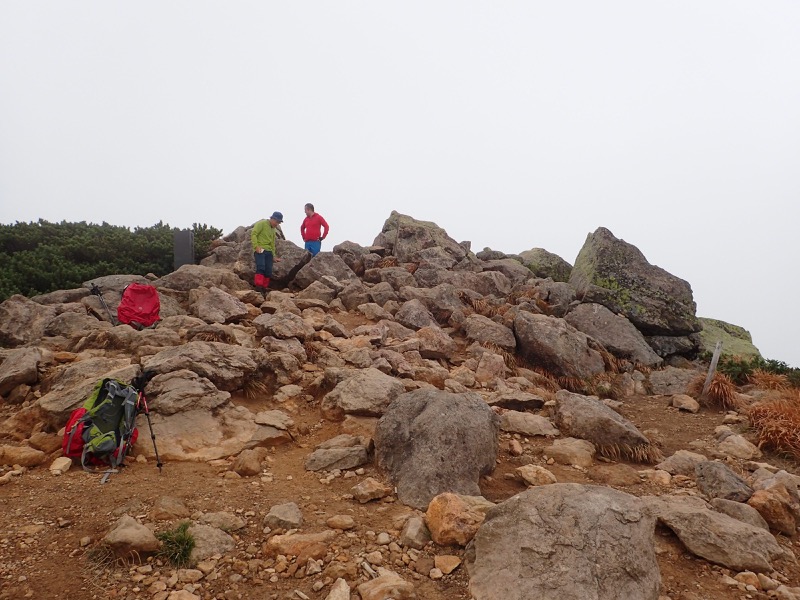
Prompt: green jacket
<box><xmin>251</xmin><ymin>219</ymin><xmax>278</xmax><ymax>254</ymax></box>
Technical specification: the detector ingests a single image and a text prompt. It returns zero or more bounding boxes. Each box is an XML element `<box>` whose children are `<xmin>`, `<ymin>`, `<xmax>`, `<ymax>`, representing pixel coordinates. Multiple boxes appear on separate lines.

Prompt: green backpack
<box><xmin>63</xmin><ymin>378</ymin><xmax>139</xmax><ymax>471</ymax></box>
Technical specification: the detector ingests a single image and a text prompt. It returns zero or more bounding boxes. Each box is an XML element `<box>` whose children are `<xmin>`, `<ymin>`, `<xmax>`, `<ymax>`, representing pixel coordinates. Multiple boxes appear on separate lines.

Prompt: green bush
<box><xmin>0</xmin><ymin>220</ymin><xmax>222</xmax><ymax>301</ymax></box>
<box><xmin>716</xmin><ymin>354</ymin><xmax>800</xmax><ymax>387</ymax></box>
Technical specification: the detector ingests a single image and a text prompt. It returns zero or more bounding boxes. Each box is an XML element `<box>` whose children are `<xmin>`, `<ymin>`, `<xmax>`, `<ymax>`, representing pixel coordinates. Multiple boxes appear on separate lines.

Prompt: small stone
<box><xmin>49</xmin><ymin>457</ymin><xmax>72</xmax><ymax>475</ymax></box>
<box><xmin>326</xmin><ymin>515</ymin><xmax>356</xmax><ymax>530</ymax></box>
<box><xmin>376</xmin><ymin>532</ymin><xmax>391</xmax><ymax>545</ymax></box>
<box><xmin>429</xmin><ymin>567</ymin><xmax>444</xmax><ymax>580</ymax></box>
<box><xmin>515</xmin><ymin>464</ymin><xmax>557</xmax><ymax>487</ymax></box>
<box><xmin>365</xmin><ymin>550</ymin><xmax>383</xmax><ymax>565</ymax></box>
<box><xmin>434</xmin><ymin>555</ymin><xmax>461</xmax><ymax>574</ymax></box>
<box><xmin>508</xmin><ymin>439</ymin><xmax>524</xmax><ymax>457</ymax></box>
<box><xmin>734</xmin><ymin>571</ymin><xmax>761</xmax><ymax>590</ymax></box>
<box><xmin>351</xmin><ymin>477</ymin><xmax>392</xmax><ymax>503</ymax></box>
<box><xmin>672</xmin><ymin>394</ymin><xmax>700</xmax><ymax>413</ymax></box>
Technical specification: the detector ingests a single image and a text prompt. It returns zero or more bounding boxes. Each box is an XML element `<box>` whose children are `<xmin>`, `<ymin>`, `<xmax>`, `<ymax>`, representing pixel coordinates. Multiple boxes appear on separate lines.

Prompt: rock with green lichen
<box><xmin>518</xmin><ymin>248</ymin><xmax>573</xmax><ymax>282</ymax></box>
<box><xmin>569</xmin><ymin>227</ymin><xmax>701</xmax><ymax>337</ymax></box>
<box><xmin>698</xmin><ymin>317</ymin><xmax>761</xmax><ymax>358</ymax></box>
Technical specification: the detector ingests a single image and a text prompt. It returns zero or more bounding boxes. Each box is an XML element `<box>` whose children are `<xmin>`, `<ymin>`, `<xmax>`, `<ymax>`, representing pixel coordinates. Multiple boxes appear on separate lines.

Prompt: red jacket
<box><xmin>301</xmin><ymin>213</ymin><xmax>329</xmax><ymax>241</ymax></box>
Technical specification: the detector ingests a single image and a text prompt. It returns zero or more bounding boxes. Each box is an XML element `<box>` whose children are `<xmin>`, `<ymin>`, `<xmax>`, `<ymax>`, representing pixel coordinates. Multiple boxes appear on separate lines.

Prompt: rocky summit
<box><xmin>1</xmin><ymin>211</ymin><xmax>798</xmax><ymax>600</ymax></box>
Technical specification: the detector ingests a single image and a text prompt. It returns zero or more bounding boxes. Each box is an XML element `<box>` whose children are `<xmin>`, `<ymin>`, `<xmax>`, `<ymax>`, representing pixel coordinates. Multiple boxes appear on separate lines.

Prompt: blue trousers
<box><xmin>254</xmin><ymin>250</ymin><xmax>274</xmax><ymax>277</ymax></box>
<box><xmin>304</xmin><ymin>240</ymin><xmax>322</xmax><ymax>256</ymax></box>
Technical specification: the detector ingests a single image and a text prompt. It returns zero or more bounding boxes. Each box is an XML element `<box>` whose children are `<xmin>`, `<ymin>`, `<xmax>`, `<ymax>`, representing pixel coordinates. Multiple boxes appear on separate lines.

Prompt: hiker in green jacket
<box><xmin>251</xmin><ymin>211</ymin><xmax>283</xmax><ymax>291</ymax></box>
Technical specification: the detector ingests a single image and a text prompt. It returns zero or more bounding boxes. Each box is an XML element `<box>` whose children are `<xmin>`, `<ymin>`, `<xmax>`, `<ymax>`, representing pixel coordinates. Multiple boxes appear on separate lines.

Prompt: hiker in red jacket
<box><xmin>300</xmin><ymin>203</ymin><xmax>329</xmax><ymax>256</ymax></box>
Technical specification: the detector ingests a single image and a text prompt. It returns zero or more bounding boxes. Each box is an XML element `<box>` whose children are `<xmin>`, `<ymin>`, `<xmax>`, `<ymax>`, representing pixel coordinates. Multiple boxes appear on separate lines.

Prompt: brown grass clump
<box><xmin>304</xmin><ymin>341</ymin><xmax>321</xmax><ymax>364</ymax></box>
<box><xmin>747</xmin><ymin>392</ymin><xmax>800</xmax><ymax>459</ymax></box>
<box><xmin>748</xmin><ymin>369</ymin><xmax>790</xmax><ymax>391</ymax></box>
<box><xmin>524</xmin><ymin>369</ymin><xmax>561</xmax><ymax>392</ymax></box>
<box><xmin>706</xmin><ymin>373</ymin><xmax>738</xmax><ymax>409</ymax></box>
<box><xmin>243</xmin><ymin>378</ymin><xmax>270</xmax><ymax>400</ymax></box>
<box><xmin>379</xmin><ymin>256</ymin><xmax>398</xmax><ymax>268</ymax></box>
<box><xmin>191</xmin><ymin>329</ymin><xmax>237</xmax><ymax>344</ymax></box>
<box><xmin>596</xmin><ymin>442</ymin><xmax>663</xmax><ymax>464</ymax></box>
<box><xmin>584</xmin><ymin>373</ymin><xmax>625</xmax><ymax>400</ymax></box>
<box><xmin>688</xmin><ymin>372</ymin><xmax>739</xmax><ymax>409</ymax></box>
<box><xmin>403</xmin><ymin>262</ymin><xmax>419</xmax><ymax>274</ymax></box>
<box><xmin>557</xmin><ymin>376</ymin><xmax>586</xmax><ymax>394</ymax></box>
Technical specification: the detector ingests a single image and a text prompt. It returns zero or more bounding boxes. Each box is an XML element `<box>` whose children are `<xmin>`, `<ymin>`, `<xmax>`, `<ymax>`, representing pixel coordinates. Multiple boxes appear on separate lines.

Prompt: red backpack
<box><xmin>117</xmin><ymin>283</ymin><xmax>161</xmax><ymax>329</ymax></box>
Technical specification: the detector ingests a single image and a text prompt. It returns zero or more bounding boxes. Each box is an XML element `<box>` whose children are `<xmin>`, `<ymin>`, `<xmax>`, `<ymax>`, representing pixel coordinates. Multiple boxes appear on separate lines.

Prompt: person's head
<box><xmin>269</xmin><ymin>211</ymin><xmax>284</xmax><ymax>226</ymax></box>
<box><xmin>304</xmin><ymin>203</ymin><xmax>315</xmax><ymax>216</ymax></box>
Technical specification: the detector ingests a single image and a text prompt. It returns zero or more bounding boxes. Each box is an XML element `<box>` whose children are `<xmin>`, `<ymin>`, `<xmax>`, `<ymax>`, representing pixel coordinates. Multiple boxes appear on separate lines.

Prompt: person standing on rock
<box><xmin>251</xmin><ymin>211</ymin><xmax>283</xmax><ymax>292</ymax></box>
<box><xmin>300</xmin><ymin>203</ymin><xmax>329</xmax><ymax>257</ymax></box>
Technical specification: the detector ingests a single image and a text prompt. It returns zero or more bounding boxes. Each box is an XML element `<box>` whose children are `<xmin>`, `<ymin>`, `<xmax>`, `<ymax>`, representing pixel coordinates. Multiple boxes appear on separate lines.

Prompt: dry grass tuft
<box><xmin>243</xmin><ymin>378</ymin><xmax>270</xmax><ymax>400</ymax></box>
<box><xmin>526</xmin><ymin>369</ymin><xmax>561</xmax><ymax>392</ymax></box>
<box><xmin>379</xmin><ymin>256</ymin><xmax>398</xmax><ymax>268</ymax></box>
<box><xmin>748</xmin><ymin>369</ymin><xmax>790</xmax><ymax>391</ymax></box>
<box><xmin>403</xmin><ymin>262</ymin><xmax>419</xmax><ymax>274</ymax></box>
<box><xmin>747</xmin><ymin>392</ymin><xmax>800</xmax><ymax>459</ymax></box>
<box><xmin>597</xmin><ymin>442</ymin><xmax>663</xmax><ymax>464</ymax></box>
<box><xmin>557</xmin><ymin>376</ymin><xmax>586</xmax><ymax>394</ymax></box>
<box><xmin>688</xmin><ymin>372</ymin><xmax>739</xmax><ymax>409</ymax></box>
<box><xmin>304</xmin><ymin>341</ymin><xmax>321</xmax><ymax>364</ymax></box>
<box><xmin>191</xmin><ymin>330</ymin><xmax>237</xmax><ymax>344</ymax></box>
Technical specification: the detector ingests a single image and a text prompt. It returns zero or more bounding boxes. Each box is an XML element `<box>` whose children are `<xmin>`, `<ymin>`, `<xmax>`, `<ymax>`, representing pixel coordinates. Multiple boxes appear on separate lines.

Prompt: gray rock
<box><xmin>543</xmin><ymin>438</ymin><xmax>596</xmax><ymax>468</ymax></box>
<box><xmin>500</xmin><ymin>412</ymin><xmax>559</xmax><ymax>437</ymax></box>
<box><xmin>233</xmin><ymin>448</ymin><xmax>264</xmax><ymax>476</ymax></box>
<box><xmin>143</xmin><ymin>341</ymin><xmax>259</xmax><ymax>391</ymax></box>
<box><xmin>373</xmin><ymin>211</ymin><xmax>468</xmax><ymax>264</ymax></box>
<box><xmin>466</xmin><ymin>484</ymin><xmax>660</xmax><ymax>600</ymax></box>
<box><xmin>31</xmin><ymin>287</ymin><xmax>90</xmax><ymax>305</ymax></box>
<box><xmin>332</xmin><ymin>240</ymin><xmax>370</xmax><ymax>275</ymax></box>
<box><xmin>147</xmin><ymin>370</ymin><xmax>231</xmax><ymax>416</ymax></box>
<box><xmin>399</xmin><ymin>516</ymin><xmax>431</xmax><ymax>550</ymax></box>
<box><xmin>480</xmin><ymin>259</ymin><xmax>534</xmax><ymax>286</ymax></box>
<box><xmin>292</xmin><ymin>252</ymin><xmax>359</xmax><ymax>290</ymax></box>
<box><xmin>415</xmin><ymin>326</ymin><xmax>456</xmax><ymax>359</ymax></box>
<box><xmin>368</xmin><ymin>281</ymin><xmax>399</xmax><ymax>307</ymax></box>
<box><xmin>564</xmin><ymin>303</ymin><xmax>662</xmax><ymax>367</ymax></box>
<box><xmin>698</xmin><ymin>317</ymin><xmax>761</xmax><ymax>359</ymax></box>
<box><xmin>264</xmin><ymin>502</ymin><xmax>303</xmax><ymax>530</ymax></box>
<box><xmin>645</xmin><ymin>334</ymin><xmax>702</xmax><ymax>358</ymax></box>
<box><xmin>485</xmin><ymin>390</ymin><xmax>545</xmax><ymax>411</ymax></box>
<box><xmin>695</xmin><ymin>461</ymin><xmax>754</xmax><ymax>502</ymax></box>
<box><xmin>296</xmin><ymin>280</ymin><xmax>338</xmax><ymax>304</ymax></box>
<box><xmin>44</xmin><ymin>311</ymin><xmax>110</xmax><ymax>338</ymax></box>
<box><xmin>518</xmin><ymin>248</ymin><xmax>573</xmax><ymax>282</ymax></box>
<box><xmin>321</xmin><ymin>368</ymin><xmax>406</xmax><ymax>421</ymax></box>
<box><xmin>645</xmin><ymin>496</ymin><xmax>784</xmax><ymax>572</ymax></box>
<box><xmin>375</xmin><ymin>388</ymin><xmax>500</xmax><ymax>510</ymax></box>
<box><xmin>103</xmin><ymin>516</ymin><xmax>160</xmax><ymax>559</ymax></box>
<box><xmin>0</xmin><ymin>295</ymin><xmax>57</xmax><ymax>347</ymax></box>
<box><xmin>305</xmin><ymin>446</ymin><xmax>369</xmax><ymax>472</ymax></box>
<box><xmin>648</xmin><ymin>366</ymin><xmax>698</xmax><ymax>396</ymax></box>
<box><xmin>569</xmin><ymin>227</ymin><xmax>701</xmax><ymax>336</ymax></box>
<box><xmin>395</xmin><ymin>299</ymin><xmax>438</xmax><ymax>330</ymax></box>
<box><xmin>253</xmin><ymin>312</ymin><xmax>315</xmax><ymax>341</ymax></box>
<box><xmin>154</xmin><ymin>264</ymin><xmax>250</xmax><ymax>293</ymax></box>
<box><xmin>513</xmin><ymin>313</ymin><xmax>605</xmax><ymax>379</ymax></box>
<box><xmin>655</xmin><ymin>450</ymin><xmax>707</xmax><ymax>476</ymax></box>
<box><xmin>190</xmin><ymin>287</ymin><xmax>249</xmax><ymax>324</ymax></box>
<box><xmin>464</xmin><ymin>314</ymin><xmax>516</xmax><ymax>352</ymax></box>
<box><xmin>198</xmin><ymin>511</ymin><xmax>246</xmax><ymax>532</ymax></box>
<box><xmin>0</xmin><ymin>445</ymin><xmax>46</xmax><ymax>467</ymax></box>
<box><xmin>188</xmin><ymin>524</ymin><xmax>235</xmax><ymax>564</ymax></box>
<box><xmin>711</xmin><ymin>498</ymin><xmax>770</xmax><ymax>531</ymax></box>
<box><xmin>338</xmin><ymin>280</ymin><xmax>371</xmax><ymax>311</ymax></box>
<box><xmin>529</xmin><ymin>280</ymin><xmax>577</xmax><ymax>318</ymax></box>
<box><xmin>553</xmin><ymin>390</ymin><xmax>660</xmax><ymax>463</ymax></box>
<box><xmin>672</xmin><ymin>394</ymin><xmax>700</xmax><ymax>413</ymax></box>
<box><xmin>0</xmin><ymin>347</ymin><xmax>42</xmax><ymax>397</ymax></box>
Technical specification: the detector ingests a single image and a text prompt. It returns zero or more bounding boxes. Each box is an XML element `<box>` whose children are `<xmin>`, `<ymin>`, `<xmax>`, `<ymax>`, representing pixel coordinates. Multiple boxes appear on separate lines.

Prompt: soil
<box><xmin>2</xmin><ymin>336</ymin><xmax>800</xmax><ymax>599</ymax></box>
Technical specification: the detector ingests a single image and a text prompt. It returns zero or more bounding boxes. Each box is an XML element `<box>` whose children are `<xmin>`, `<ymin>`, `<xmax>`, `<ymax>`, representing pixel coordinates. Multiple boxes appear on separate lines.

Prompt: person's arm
<box><xmin>300</xmin><ymin>218</ymin><xmax>306</xmax><ymax>241</ymax></box>
<box><xmin>251</xmin><ymin>221</ymin><xmax>262</xmax><ymax>251</ymax></box>
<box><xmin>319</xmin><ymin>215</ymin><xmax>329</xmax><ymax>240</ymax></box>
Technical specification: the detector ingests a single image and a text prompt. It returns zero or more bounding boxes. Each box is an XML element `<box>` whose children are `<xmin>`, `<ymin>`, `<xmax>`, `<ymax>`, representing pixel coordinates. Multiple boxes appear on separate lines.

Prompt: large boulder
<box><xmin>36</xmin><ymin>358</ymin><xmax>140</xmax><ymax>427</ymax></box>
<box><xmin>146</xmin><ymin>370</ymin><xmax>231</xmax><ymax>415</ymax></box>
<box><xmin>518</xmin><ymin>248</ymin><xmax>573</xmax><ymax>282</ymax></box>
<box><xmin>142</xmin><ymin>341</ymin><xmax>259</xmax><ymax>391</ymax></box>
<box><xmin>0</xmin><ymin>347</ymin><xmax>43</xmax><ymax>397</ymax></box>
<box><xmin>154</xmin><ymin>264</ymin><xmax>250</xmax><ymax>293</ymax></box>
<box><xmin>569</xmin><ymin>227</ymin><xmax>701</xmax><ymax>336</ymax></box>
<box><xmin>373</xmin><ymin>211</ymin><xmax>468</xmax><ymax>264</ymax></box>
<box><xmin>190</xmin><ymin>287</ymin><xmax>249</xmax><ymax>324</ymax></box>
<box><xmin>375</xmin><ymin>388</ymin><xmax>500</xmax><ymax>510</ymax></box>
<box><xmin>648</xmin><ymin>366</ymin><xmax>698</xmax><ymax>395</ymax></box>
<box><xmin>464</xmin><ymin>314</ymin><xmax>516</xmax><ymax>352</ymax></box>
<box><xmin>321</xmin><ymin>368</ymin><xmax>406</xmax><ymax>421</ymax></box>
<box><xmin>564</xmin><ymin>303</ymin><xmax>662</xmax><ymax>367</ymax></box>
<box><xmin>466</xmin><ymin>484</ymin><xmax>660</xmax><ymax>600</ymax></box>
<box><xmin>292</xmin><ymin>253</ymin><xmax>358</xmax><ymax>290</ymax></box>
<box><xmin>513</xmin><ymin>313</ymin><xmax>605</xmax><ymax>379</ymax></box>
<box><xmin>553</xmin><ymin>391</ymin><xmax>660</xmax><ymax>462</ymax></box>
<box><xmin>332</xmin><ymin>240</ymin><xmax>370</xmax><ymax>276</ymax></box>
<box><xmin>479</xmin><ymin>259</ymin><xmax>534</xmax><ymax>286</ymax></box>
<box><xmin>698</xmin><ymin>317</ymin><xmax>761</xmax><ymax>359</ymax></box>
<box><xmin>0</xmin><ymin>295</ymin><xmax>58</xmax><ymax>347</ymax></box>
<box><xmin>695</xmin><ymin>461</ymin><xmax>754</xmax><ymax>503</ymax></box>
<box><xmin>253</xmin><ymin>312</ymin><xmax>315</xmax><ymax>341</ymax></box>
<box><xmin>645</xmin><ymin>496</ymin><xmax>784</xmax><ymax>572</ymax></box>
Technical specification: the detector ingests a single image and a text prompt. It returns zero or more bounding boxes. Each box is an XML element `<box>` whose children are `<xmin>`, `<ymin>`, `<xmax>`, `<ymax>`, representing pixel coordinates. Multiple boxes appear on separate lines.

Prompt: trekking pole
<box><xmin>90</xmin><ymin>283</ymin><xmax>117</xmax><ymax>325</ymax></box>
<box><xmin>132</xmin><ymin>371</ymin><xmax>163</xmax><ymax>473</ymax></box>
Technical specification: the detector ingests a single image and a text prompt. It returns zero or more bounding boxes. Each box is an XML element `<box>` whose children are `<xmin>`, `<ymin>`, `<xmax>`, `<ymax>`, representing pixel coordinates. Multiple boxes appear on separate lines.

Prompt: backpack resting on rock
<box><xmin>62</xmin><ymin>378</ymin><xmax>139</xmax><ymax>471</ymax></box>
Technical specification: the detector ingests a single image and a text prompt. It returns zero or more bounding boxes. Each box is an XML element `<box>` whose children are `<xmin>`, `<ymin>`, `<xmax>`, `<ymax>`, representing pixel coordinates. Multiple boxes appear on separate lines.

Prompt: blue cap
<box><xmin>270</xmin><ymin>211</ymin><xmax>284</xmax><ymax>223</ymax></box>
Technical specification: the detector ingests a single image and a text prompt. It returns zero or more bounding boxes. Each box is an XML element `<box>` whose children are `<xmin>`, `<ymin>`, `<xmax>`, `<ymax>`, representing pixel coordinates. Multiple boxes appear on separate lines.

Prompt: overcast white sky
<box><xmin>1</xmin><ymin>2</ymin><xmax>798</xmax><ymax>366</ymax></box>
